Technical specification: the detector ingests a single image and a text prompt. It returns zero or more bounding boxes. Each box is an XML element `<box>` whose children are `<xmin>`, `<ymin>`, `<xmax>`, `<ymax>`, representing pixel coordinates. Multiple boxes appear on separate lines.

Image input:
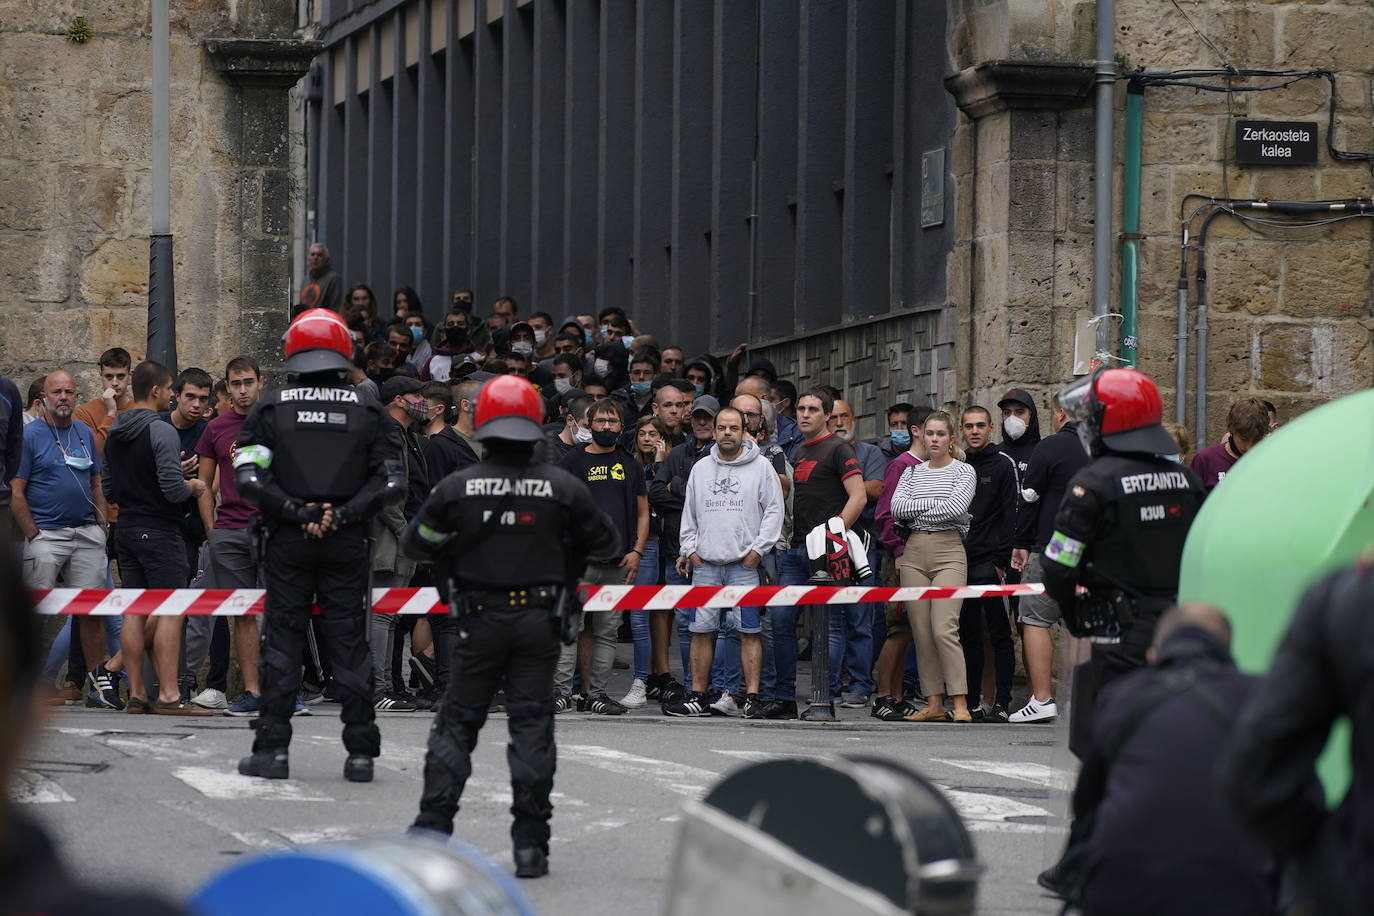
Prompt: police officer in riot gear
<box><xmin>1039</xmin><ymin>368</ymin><xmax>1205</xmax><ymax>688</ymax></box>
<box><xmin>401</xmin><ymin>374</ymin><xmax>619</xmax><ymax>879</ymax></box>
<box><xmin>234</xmin><ymin>308</ymin><xmax>403</xmax><ymax>783</ymax></box>
<box><xmin>1035</xmin><ymin>368</ymin><xmax>1206</xmax><ymax>902</ymax></box>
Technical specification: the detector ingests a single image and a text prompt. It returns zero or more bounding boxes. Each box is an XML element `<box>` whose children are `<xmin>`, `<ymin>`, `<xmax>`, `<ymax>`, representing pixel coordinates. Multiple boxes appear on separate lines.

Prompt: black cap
<box><xmin>691</xmin><ymin>395</ymin><xmax>720</xmax><ymax>417</ymax></box>
<box><xmin>746</xmin><ymin>357</ymin><xmax>778</xmax><ymax>382</ymax></box>
<box><xmin>379</xmin><ymin>375</ymin><xmax>424</xmax><ymax>403</ymax></box>
<box><xmin>997</xmin><ymin>388</ymin><xmax>1036</xmax><ymax>411</ymax></box>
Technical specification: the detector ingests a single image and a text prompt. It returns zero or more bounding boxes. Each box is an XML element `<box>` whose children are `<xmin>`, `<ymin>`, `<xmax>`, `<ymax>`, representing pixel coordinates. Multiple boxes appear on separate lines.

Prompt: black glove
<box><xmin>284</xmin><ymin>501</ymin><xmax>325</xmax><ymax>527</ymax></box>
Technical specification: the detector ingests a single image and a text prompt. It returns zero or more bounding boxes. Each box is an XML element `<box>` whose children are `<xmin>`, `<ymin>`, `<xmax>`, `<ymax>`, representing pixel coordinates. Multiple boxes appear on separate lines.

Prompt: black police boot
<box><xmin>513</xmin><ymin>847</ymin><xmax>549</xmax><ymax>879</ymax></box>
<box><xmin>238</xmin><ymin>749</ymin><xmax>289</xmax><ymax>780</ymax></box>
<box><xmin>344</xmin><ymin>754</ymin><xmax>374</xmax><ymax>783</ymax></box>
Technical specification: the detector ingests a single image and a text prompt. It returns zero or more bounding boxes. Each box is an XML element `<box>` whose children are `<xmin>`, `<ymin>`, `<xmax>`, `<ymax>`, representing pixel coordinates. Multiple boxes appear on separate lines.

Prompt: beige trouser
<box><xmin>898</xmin><ymin>529</ymin><xmax>968</xmax><ymax>698</ymax></box>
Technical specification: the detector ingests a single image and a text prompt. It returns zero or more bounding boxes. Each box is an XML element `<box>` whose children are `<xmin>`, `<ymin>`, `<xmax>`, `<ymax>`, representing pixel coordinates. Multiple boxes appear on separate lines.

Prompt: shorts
<box><xmin>883</xmin><ymin>601</ymin><xmax>908</xmax><ymax>637</ymax></box>
<box><xmin>685</xmin><ymin>560</ymin><xmax>762</xmax><ymax>634</ymax></box>
<box><xmin>1017</xmin><ymin>552</ymin><xmax>1062</xmax><ymax>628</ymax></box>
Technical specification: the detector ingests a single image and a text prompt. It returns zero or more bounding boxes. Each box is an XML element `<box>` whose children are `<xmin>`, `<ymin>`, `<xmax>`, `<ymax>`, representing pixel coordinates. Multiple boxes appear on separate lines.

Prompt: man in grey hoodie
<box><xmin>102</xmin><ymin>360</ymin><xmax>209</xmax><ymax>715</ymax></box>
<box><xmin>663</xmin><ymin>406</ymin><xmax>783</xmax><ymax>719</ymax></box>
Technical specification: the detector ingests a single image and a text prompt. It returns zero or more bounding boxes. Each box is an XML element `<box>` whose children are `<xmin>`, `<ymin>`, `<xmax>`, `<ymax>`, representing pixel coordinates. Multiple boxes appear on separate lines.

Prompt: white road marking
<box><xmin>172</xmin><ymin>766</ymin><xmax>333</xmax><ymax>801</ymax></box>
<box><xmin>710</xmin><ymin>749</ymin><xmax>818</xmax><ymax>763</ymax></box>
<box><xmin>104</xmin><ymin>734</ymin><xmax>209</xmax><ymax>762</ymax></box>
<box><xmin>278</xmin><ymin>826</ymin><xmax>363</xmax><ymax>845</ymax></box>
<box><xmin>560</xmin><ymin>745</ymin><xmax>718</xmax><ymax>798</ymax></box>
<box><xmin>53</xmin><ymin>727</ymin><xmax>103</xmax><ymax>737</ymax></box>
<box><xmin>161</xmin><ymin>800</ymin><xmax>278</xmax><ymax>849</ymax></box>
<box><xmin>930</xmin><ymin>758</ymin><xmax>1075</xmax><ymax>791</ymax></box>
<box><xmin>945</xmin><ymin>789</ymin><xmax>1057</xmax><ymax>835</ymax></box>
<box><xmin>11</xmin><ymin>770</ymin><xmax>75</xmax><ymax>804</ymax></box>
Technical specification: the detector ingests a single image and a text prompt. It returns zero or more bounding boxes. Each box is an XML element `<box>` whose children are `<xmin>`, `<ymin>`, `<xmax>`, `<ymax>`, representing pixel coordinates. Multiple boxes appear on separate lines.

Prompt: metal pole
<box><xmin>1091</xmin><ymin>0</ymin><xmax>1116</xmax><ymax>360</ymax></box>
<box><xmin>147</xmin><ymin>0</ymin><xmax>177</xmax><ymax>369</ymax></box>
<box><xmin>800</xmin><ymin>570</ymin><xmax>837</xmax><ymax>722</ymax></box>
<box><xmin>1118</xmin><ymin>81</ymin><xmax>1143</xmax><ymax>368</ymax></box>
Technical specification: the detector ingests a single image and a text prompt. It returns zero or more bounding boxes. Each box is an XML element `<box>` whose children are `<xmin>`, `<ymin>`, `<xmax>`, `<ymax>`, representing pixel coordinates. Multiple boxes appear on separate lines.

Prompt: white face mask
<box><xmin>1003</xmin><ymin>415</ymin><xmax>1028</xmax><ymax>440</ymax></box>
<box><xmin>511</xmin><ymin>341</ymin><xmax>534</xmax><ymax>357</ymax></box>
<box><xmin>554</xmin><ymin>377</ymin><xmax>573</xmax><ymax>394</ymax></box>
<box><xmin>573</xmin><ymin>424</ymin><xmax>593</xmax><ymax>444</ymax></box>
<box><xmin>534</xmin><ymin>329</ymin><xmax>548</xmax><ymax>346</ymax></box>
<box><xmin>593</xmin><ymin>358</ymin><xmax>610</xmax><ymax>377</ymax></box>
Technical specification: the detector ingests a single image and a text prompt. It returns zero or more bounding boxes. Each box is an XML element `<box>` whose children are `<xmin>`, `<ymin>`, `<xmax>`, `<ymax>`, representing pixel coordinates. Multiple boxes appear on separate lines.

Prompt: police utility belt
<box><xmin>455</xmin><ymin>585</ymin><xmax>562</xmax><ymax>614</ymax></box>
<box><xmin>1069</xmin><ymin>587</ymin><xmax>1171</xmax><ymax>645</ymax></box>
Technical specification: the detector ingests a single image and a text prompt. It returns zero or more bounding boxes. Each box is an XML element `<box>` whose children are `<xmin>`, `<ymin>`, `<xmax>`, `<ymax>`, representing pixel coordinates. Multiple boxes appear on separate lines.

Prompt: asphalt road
<box><xmin>20</xmin><ymin>687</ymin><xmax>1077</xmax><ymax>915</ymax></box>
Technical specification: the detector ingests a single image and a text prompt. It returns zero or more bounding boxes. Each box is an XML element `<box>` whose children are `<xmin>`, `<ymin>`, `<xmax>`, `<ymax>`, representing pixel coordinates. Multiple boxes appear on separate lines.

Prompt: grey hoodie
<box><xmin>679</xmin><ymin>438</ymin><xmax>784</xmax><ymax>565</ymax></box>
<box><xmin>101</xmin><ymin>408</ymin><xmax>192</xmax><ymax>507</ymax></box>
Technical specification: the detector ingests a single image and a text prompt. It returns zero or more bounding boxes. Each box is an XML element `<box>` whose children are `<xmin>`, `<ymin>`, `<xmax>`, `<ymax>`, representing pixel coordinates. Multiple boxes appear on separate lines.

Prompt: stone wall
<box><xmin>0</xmin><ymin>0</ymin><xmax>301</xmax><ymax>392</ymax></box>
<box><xmin>754</xmin><ymin>310</ymin><xmax>958</xmax><ymax>442</ymax></box>
<box><xmin>947</xmin><ymin>0</ymin><xmax>1374</xmax><ymax>443</ymax></box>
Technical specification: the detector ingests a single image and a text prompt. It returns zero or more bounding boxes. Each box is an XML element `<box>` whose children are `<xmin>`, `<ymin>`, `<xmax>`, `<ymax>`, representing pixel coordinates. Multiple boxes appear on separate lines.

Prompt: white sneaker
<box><xmin>619</xmin><ymin>679</ymin><xmax>647</xmax><ymax>709</ymax></box>
<box><xmin>191</xmin><ymin>688</ymin><xmax>228</xmax><ymax>710</ymax></box>
<box><xmin>1009</xmin><ymin>696</ymin><xmax>1058</xmax><ymax>723</ymax></box>
<box><xmin>710</xmin><ymin>692</ymin><xmax>741</xmax><ymax>717</ymax></box>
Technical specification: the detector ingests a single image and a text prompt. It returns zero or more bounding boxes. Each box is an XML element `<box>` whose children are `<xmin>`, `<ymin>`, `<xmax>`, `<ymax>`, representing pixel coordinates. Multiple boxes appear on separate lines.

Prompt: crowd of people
<box><xmin>0</xmin><ymin>243</ymin><xmax>1283</xmax><ymax>726</ymax></box>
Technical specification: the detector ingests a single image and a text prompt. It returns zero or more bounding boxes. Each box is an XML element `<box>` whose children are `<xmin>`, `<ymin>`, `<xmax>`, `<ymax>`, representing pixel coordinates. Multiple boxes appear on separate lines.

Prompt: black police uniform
<box><xmin>401</xmin><ymin>449</ymin><xmax>619</xmax><ymax>851</ymax></box>
<box><xmin>234</xmin><ymin>377</ymin><xmax>402</xmax><ymax>767</ymax></box>
<box><xmin>1039</xmin><ymin>454</ymin><xmax>1204</xmax><ymax>687</ymax></box>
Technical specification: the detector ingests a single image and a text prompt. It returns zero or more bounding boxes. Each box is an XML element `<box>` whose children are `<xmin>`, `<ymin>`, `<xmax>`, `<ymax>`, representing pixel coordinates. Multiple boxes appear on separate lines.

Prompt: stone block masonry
<box><xmin>947</xmin><ymin>0</ymin><xmax>1374</xmax><ymax>445</ymax></box>
<box><xmin>0</xmin><ymin>0</ymin><xmax>301</xmax><ymax>391</ymax></box>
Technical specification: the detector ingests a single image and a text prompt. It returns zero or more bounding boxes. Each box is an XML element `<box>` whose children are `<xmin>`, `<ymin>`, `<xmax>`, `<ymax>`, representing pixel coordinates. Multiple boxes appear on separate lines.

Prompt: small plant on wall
<box><xmin>67</xmin><ymin>16</ymin><xmax>94</xmax><ymax>43</ymax></box>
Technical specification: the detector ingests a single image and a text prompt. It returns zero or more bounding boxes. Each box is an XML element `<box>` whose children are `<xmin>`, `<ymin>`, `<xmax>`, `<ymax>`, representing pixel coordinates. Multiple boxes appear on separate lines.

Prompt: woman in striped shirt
<box><xmin>890</xmin><ymin>411</ymin><xmax>978</xmax><ymax>722</ymax></box>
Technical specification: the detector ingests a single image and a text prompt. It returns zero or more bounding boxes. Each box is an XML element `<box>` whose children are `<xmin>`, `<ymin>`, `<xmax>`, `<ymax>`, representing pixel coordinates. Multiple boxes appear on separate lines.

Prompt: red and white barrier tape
<box><xmin>31</xmin><ymin>583</ymin><xmax>1044</xmax><ymax>617</ymax></box>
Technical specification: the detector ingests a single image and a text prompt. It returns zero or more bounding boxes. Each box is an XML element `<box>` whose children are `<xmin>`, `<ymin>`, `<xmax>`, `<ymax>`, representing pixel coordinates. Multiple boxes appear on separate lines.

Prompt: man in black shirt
<box><xmin>103</xmin><ymin>361</ymin><xmax>209</xmax><ymax>715</ymax></box>
<box><xmin>767</xmin><ymin>389</ymin><xmax>866</xmax><ymax>719</ymax></box>
<box><xmin>1008</xmin><ymin>401</ymin><xmax>1090</xmax><ymax>724</ymax></box>
<box><xmin>957</xmin><ymin>407</ymin><xmax>1019</xmax><ymax>722</ymax></box>
<box><xmin>554</xmin><ymin>398</ymin><xmax>648</xmax><ymax>714</ymax></box>
<box><xmin>160</xmin><ymin>367</ymin><xmax>218</xmax><ymax>704</ymax></box>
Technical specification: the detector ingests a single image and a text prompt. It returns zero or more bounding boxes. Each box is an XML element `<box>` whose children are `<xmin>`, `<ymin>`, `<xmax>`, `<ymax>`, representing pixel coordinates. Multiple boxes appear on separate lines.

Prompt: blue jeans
<box><xmin>42</xmin><ymin>617</ymin><xmax>122</xmax><ymax>682</ymax></box>
<box><xmin>765</xmin><ymin>545</ymin><xmax>813</xmax><ymax>701</ymax></box>
<box><xmin>665</xmin><ymin>564</ymin><xmax>693</xmax><ymax>678</ymax></box>
<box><xmin>627</xmin><ymin>539</ymin><xmax>661</xmax><ymax>682</ymax></box>
<box><xmin>828</xmin><ymin>548</ymin><xmax>882</xmax><ymax>698</ymax></box>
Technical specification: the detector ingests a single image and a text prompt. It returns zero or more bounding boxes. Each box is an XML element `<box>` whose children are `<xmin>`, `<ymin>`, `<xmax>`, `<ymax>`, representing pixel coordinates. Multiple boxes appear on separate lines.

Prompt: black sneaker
<box><xmin>374</xmin><ymin>692</ymin><xmax>419</xmax><ymax>712</ymax></box>
<box><xmin>553</xmin><ymin>691</ymin><xmax>573</xmax><ymax>714</ymax></box>
<box><xmin>579</xmin><ymin>693</ymin><xmax>627</xmax><ymax>715</ymax></box>
<box><xmin>741</xmin><ymin>694</ymin><xmax>767</xmax><ymax>719</ymax></box>
<box><xmin>895</xmin><ymin>698</ymin><xmax>922</xmax><ymax>718</ymax></box>
<box><xmin>871</xmin><ymin>696</ymin><xmax>907</xmax><ymax>721</ymax></box>
<box><xmin>985</xmin><ymin>703</ymin><xmax>1010</xmax><ymax>723</ymax></box>
<box><xmin>761</xmin><ymin>698</ymin><xmax>799</xmax><ymax>720</ymax></box>
<box><xmin>238</xmin><ymin>750</ymin><xmax>289</xmax><ymax>780</ymax></box>
<box><xmin>662</xmin><ymin>691</ymin><xmax>712</xmax><ymax>717</ymax></box>
<box><xmin>1037</xmin><ymin>860</ymin><xmax>1072</xmax><ymax>899</ymax></box>
<box><xmin>646</xmin><ymin>673</ymin><xmax>687</xmax><ymax>704</ymax></box>
<box><xmin>85</xmin><ymin>664</ymin><xmax>125</xmax><ymax>710</ymax></box>
<box><xmin>969</xmin><ymin>705</ymin><xmax>988</xmax><ymax>723</ymax></box>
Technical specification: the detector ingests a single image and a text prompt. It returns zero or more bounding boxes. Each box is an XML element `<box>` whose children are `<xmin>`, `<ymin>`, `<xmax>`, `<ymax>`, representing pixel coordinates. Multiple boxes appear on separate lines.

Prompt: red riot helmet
<box><xmin>284</xmin><ymin>308</ymin><xmax>353</xmax><ymax>374</ymax></box>
<box><xmin>1056</xmin><ymin>367</ymin><xmax>1177</xmax><ymax>457</ymax></box>
<box><xmin>473</xmin><ymin>374</ymin><xmax>545</xmax><ymax>443</ymax></box>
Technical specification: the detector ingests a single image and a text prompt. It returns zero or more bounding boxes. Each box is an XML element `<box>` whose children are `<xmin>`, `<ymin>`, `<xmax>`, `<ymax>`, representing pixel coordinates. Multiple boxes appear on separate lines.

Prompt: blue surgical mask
<box><xmin>409</xmin><ymin>326</ymin><xmax>424</xmax><ymax>342</ymax></box>
<box><xmin>630</xmin><ymin>381</ymin><xmax>651</xmax><ymax>397</ymax></box>
<box><xmin>890</xmin><ymin>428</ymin><xmax>912</xmax><ymax>449</ymax></box>
<box><xmin>622</xmin><ymin>336</ymin><xmax>634</xmax><ymax>350</ymax></box>
<box><xmin>583</xmin><ymin>329</ymin><xmax>594</xmax><ymax>346</ymax></box>
<box><xmin>64</xmin><ymin>454</ymin><xmax>94</xmax><ymax>471</ymax></box>
<box><xmin>600</xmin><ymin>324</ymin><xmax>610</xmax><ymax>340</ymax></box>
<box><xmin>694</xmin><ymin>384</ymin><xmax>705</xmax><ymax>397</ymax></box>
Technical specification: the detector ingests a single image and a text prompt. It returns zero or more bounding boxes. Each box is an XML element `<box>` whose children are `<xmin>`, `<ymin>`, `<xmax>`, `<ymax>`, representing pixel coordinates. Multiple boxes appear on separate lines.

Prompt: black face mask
<box><xmin>591</xmin><ymin>428</ymin><xmax>620</xmax><ymax>448</ymax></box>
<box><xmin>444</xmin><ymin>326</ymin><xmax>470</xmax><ymax>349</ymax></box>
<box><xmin>369</xmin><ymin>367</ymin><xmax>396</xmax><ymax>384</ymax></box>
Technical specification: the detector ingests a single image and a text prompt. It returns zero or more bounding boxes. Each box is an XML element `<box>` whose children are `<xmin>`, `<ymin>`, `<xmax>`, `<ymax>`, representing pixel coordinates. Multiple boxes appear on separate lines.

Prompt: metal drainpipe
<box><xmin>1119</xmin><ymin>80</ymin><xmax>1144</xmax><ymax>368</ymax></box>
<box><xmin>1175</xmin><ymin>237</ymin><xmax>1191</xmax><ymax>426</ymax></box>
<box><xmin>1091</xmin><ymin>0</ymin><xmax>1117</xmax><ymax>359</ymax></box>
